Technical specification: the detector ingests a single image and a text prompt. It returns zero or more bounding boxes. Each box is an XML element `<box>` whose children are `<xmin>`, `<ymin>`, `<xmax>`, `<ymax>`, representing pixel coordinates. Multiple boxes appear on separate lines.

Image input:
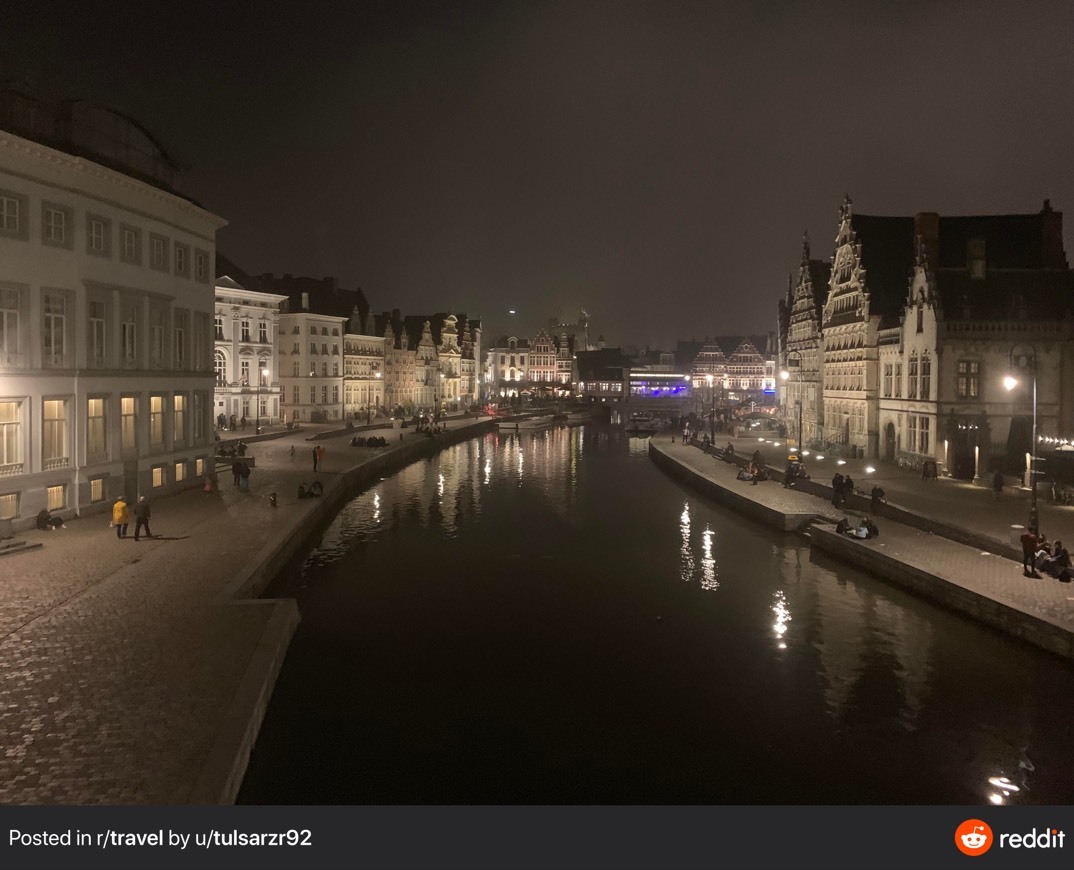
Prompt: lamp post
<box><xmin>780</xmin><ymin>350</ymin><xmax>803</xmax><ymax>450</ymax></box>
<box><xmin>254</xmin><ymin>366</ymin><xmax>268</xmax><ymax>435</ymax></box>
<box><xmin>1005</xmin><ymin>344</ymin><xmax>1039</xmax><ymax>531</ymax></box>
<box><xmin>705</xmin><ymin>374</ymin><xmax>715</xmax><ymax>441</ymax></box>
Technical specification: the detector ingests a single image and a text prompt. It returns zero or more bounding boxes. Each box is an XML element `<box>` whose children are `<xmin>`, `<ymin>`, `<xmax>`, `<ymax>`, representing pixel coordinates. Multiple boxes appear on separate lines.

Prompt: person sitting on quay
<box><xmin>35</xmin><ymin>508</ymin><xmax>66</xmax><ymax>531</ymax></box>
<box><xmin>1021</xmin><ymin>526</ymin><xmax>1042</xmax><ymax>578</ymax></box>
<box><xmin>1041</xmin><ymin>539</ymin><xmax>1070</xmax><ymax>577</ymax></box>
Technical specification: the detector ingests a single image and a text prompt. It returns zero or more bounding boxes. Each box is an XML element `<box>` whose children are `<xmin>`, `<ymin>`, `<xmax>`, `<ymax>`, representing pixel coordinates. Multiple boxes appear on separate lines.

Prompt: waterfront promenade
<box><xmin>0</xmin><ymin>416</ymin><xmax>492</xmax><ymax>804</ymax></box>
<box><xmin>651</xmin><ymin>436</ymin><xmax>1074</xmax><ymax>658</ymax></box>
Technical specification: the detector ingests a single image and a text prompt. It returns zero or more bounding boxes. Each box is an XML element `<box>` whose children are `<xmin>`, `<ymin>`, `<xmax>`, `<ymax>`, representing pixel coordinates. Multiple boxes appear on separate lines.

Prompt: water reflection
<box><xmin>679</xmin><ymin>501</ymin><xmax>695</xmax><ymax>583</ymax></box>
<box><xmin>700</xmin><ymin>526</ymin><xmax>718</xmax><ymax>591</ymax></box>
<box><xmin>772</xmin><ymin>589</ymin><xmax>791</xmax><ymax>649</ymax></box>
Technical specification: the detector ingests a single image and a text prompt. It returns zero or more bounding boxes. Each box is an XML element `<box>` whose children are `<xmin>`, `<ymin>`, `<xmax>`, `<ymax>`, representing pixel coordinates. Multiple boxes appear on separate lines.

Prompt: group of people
<box><xmin>783</xmin><ymin>457</ymin><xmax>809</xmax><ymax>488</ymax></box>
<box><xmin>297</xmin><ymin>481</ymin><xmax>324</xmax><ymax>500</ymax></box>
<box><xmin>830</xmin><ymin>473</ymin><xmax>857</xmax><ymax>507</ymax></box>
<box><xmin>1020</xmin><ymin>528</ymin><xmax>1072</xmax><ymax>580</ymax></box>
<box><xmin>836</xmin><ymin>516</ymin><xmax>880</xmax><ymax>539</ymax></box>
<box><xmin>231</xmin><ymin>460</ymin><xmax>252</xmax><ymax>491</ymax></box>
<box><xmin>350</xmin><ymin>435</ymin><xmax>389</xmax><ymax>447</ymax></box>
<box><xmin>110</xmin><ymin>496</ymin><xmax>153</xmax><ymax>541</ymax></box>
<box><xmin>35</xmin><ymin>509</ymin><xmax>66</xmax><ymax>531</ymax></box>
<box><xmin>217</xmin><ymin>440</ymin><xmax>248</xmax><ymax>459</ymax></box>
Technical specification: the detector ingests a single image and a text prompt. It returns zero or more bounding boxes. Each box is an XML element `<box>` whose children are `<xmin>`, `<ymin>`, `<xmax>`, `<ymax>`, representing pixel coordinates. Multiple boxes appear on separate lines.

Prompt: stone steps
<box><xmin>0</xmin><ymin>539</ymin><xmax>44</xmax><ymax>558</ymax></box>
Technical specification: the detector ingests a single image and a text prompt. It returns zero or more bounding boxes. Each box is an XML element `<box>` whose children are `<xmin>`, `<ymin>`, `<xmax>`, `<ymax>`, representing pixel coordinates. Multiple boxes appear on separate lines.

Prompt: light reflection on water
<box><xmin>252</xmin><ymin>425</ymin><xmax>1074</xmax><ymax>805</ymax></box>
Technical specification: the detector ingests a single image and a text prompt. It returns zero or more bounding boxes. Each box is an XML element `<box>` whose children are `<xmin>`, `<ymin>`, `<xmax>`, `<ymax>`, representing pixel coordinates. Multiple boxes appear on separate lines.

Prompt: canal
<box><xmin>238</xmin><ymin>425</ymin><xmax>1074</xmax><ymax>804</ymax></box>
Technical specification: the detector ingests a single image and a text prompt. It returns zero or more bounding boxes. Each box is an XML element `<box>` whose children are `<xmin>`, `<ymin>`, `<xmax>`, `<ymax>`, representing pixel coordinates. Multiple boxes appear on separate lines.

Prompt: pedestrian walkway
<box><xmin>651</xmin><ymin>436</ymin><xmax>1074</xmax><ymax>659</ymax></box>
<box><xmin>0</xmin><ymin>414</ymin><xmax>492</xmax><ymax>804</ymax></box>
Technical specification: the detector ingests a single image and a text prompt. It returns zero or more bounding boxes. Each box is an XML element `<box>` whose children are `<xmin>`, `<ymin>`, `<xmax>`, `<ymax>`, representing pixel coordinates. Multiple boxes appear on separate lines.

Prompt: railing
<box><xmin>87</xmin><ymin>450</ymin><xmax>108</xmax><ymax>464</ymax></box>
<box><xmin>42</xmin><ymin>456</ymin><xmax>69</xmax><ymax>471</ymax></box>
<box><xmin>44</xmin><ymin>353</ymin><xmax>68</xmax><ymax>368</ymax></box>
<box><xmin>0</xmin><ymin>352</ymin><xmax>23</xmax><ymax>367</ymax></box>
<box><xmin>0</xmin><ymin>462</ymin><xmax>24</xmax><ymax>478</ymax></box>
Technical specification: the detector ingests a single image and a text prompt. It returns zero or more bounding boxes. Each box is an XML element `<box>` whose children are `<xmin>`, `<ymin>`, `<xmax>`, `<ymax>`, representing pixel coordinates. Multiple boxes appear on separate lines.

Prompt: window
<box><xmin>293</xmin><ymin>386</ymin><xmax>300</xmax><ymax>404</ymax></box>
<box><xmin>194</xmin><ymin>249</ymin><xmax>209</xmax><ymax>282</ymax></box>
<box><xmin>193</xmin><ymin>392</ymin><xmax>205</xmax><ymax>441</ymax></box>
<box><xmin>259</xmin><ymin>321</ymin><xmax>268</xmax><ymax>343</ymax></box>
<box><xmin>151</xmin><ymin>322</ymin><xmax>164</xmax><ymax>367</ymax></box>
<box><xmin>321</xmin><ymin>343</ymin><xmax>328</xmax><ymax>355</ymax></box>
<box><xmin>152</xmin><ymin>466</ymin><xmax>165</xmax><ymax>488</ymax></box>
<box><xmin>241</xmin><ymin>320</ymin><xmax>251</xmax><ymax>342</ymax></box>
<box><xmin>332</xmin><ymin>363</ymin><xmax>339</xmax><ymax>376</ymax></box>
<box><xmin>883</xmin><ymin>363</ymin><xmax>892</xmax><ymax>398</ymax></box>
<box><xmin>321</xmin><ymin>386</ymin><xmax>328</xmax><ymax>403</ymax></box>
<box><xmin>907</xmin><ymin>354</ymin><xmax>918</xmax><ymax>399</ymax></box>
<box><xmin>240</xmin><ymin>360</ymin><xmax>250</xmax><ymax>385</ymax></box>
<box><xmin>174</xmin><ymin>460</ymin><xmax>187</xmax><ymax>483</ymax></box>
<box><xmin>332</xmin><ymin>386</ymin><xmax>339</xmax><ymax>403</ymax></box>
<box><xmin>0</xmin><ymin>492</ymin><xmax>18</xmax><ymax>519</ymax></box>
<box><xmin>321</xmin><ymin>362</ymin><xmax>327</xmax><ymax>377</ymax></box>
<box><xmin>920</xmin><ymin>416</ymin><xmax>930</xmax><ymax>456</ymax></box>
<box><xmin>43</xmin><ymin>293</ymin><xmax>66</xmax><ymax>366</ymax></box>
<box><xmin>957</xmin><ymin>361</ymin><xmax>979</xmax><ymax>399</ymax></box>
<box><xmin>259</xmin><ymin>395</ymin><xmax>267</xmax><ymax>416</ymax></box>
<box><xmin>46</xmin><ymin>484</ymin><xmax>66</xmax><ymax>511</ymax></box>
<box><xmin>894</xmin><ymin>364</ymin><xmax>902</xmax><ymax>398</ymax></box>
<box><xmin>174</xmin><ymin>243</ymin><xmax>189</xmax><ymax>277</ymax></box>
<box><xmin>42</xmin><ymin>399</ymin><xmax>68</xmax><ymax>467</ymax></box>
<box><xmin>292</xmin><ymin>342</ymin><xmax>299</xmax><ymax>354</ymax></box>
<box><xmin>309</xmin><ymin>386</ymin><xmax>316</xmax><ymax>404</ymax></box>
<box><xmin>215</xmin><ymin>316</ymin><xmax>224</xmax><ymax>340</ymax></box>
<box><xmin>0</xmin><ymin>285</ymin><xmax>20</xmax><ymax>364</ymax></box>
<box><xmin>121</xmin><ymin>397</ymin><xmax>137</xmax><ymax>454</ymax></box>
<box><xmin>908</xmin><ymin>415</ymin><xmax>918</xmax><ymax>453</ymax></box>
<box><xmin>195</xmin><ymin>457</ymin><xmax>204</xmax><ymax>477</ymax></box>
<box><xmin>121</xmin><ymin>310</ymin><xmax>137</xmax><ymax>365</ymax></box>
<box><xmin>332</xmin><ymin>344</ymin><xmax>339</xmax><ymax>356</ymax></box>
<box><xmin>42</xmin><ymin>203</ymin><xmax>72</xmax><ymax>248</ymax></box>
<box><xmin>214</xmin><ymin>350</ymin><xmax>227</xmax><ymax>385</ymax></box>
<box><xmin>87</xmin><ymin>215</ymin><xmax>110</xmax><ymax>256</ymax></box>
<box><xmin>120</xmin><ymin>225</ymin><xmax>141</xmax><ymax>264</ymax></box>
<box><xmin>149</xmin><ymin>395</ymin><xmax>164</xmax><ymax>448</ymax></box>
<box><xmin>90</xmin><ymin>477</ymin><xmax>105</xmax><ymax>503</ymax></box>
<box><xmin>87</xmin><ymin>397</ymin><xmax>107</xmax><ymax>461</ymax></box>
<box><xmin>174</xmin><ymin>311</ymin><xmax>187</xmax><ymax>368</ymax></box>
<box><xmin>174</xmin><ymin>394</ymin><xmax>186</xmax><ymax>444</ymax></box>
<box><xmin>293</xmin><ymin>362</ymin><xmax>299</xmax><ymax>377</ymax></box>
<box><xmin>920</xmin><ymin>354</ymin><xmax>931</xmax><ymax>401</ymax></box>
<box><xmin>310</xmin><ymin>343</ymin><xmax>317</xmax><ymax>355</ymax></box>
<box><xmin>0</xmin><ymin>401</ymin><xmax>21</xmax><ymax>470</ymax></box>
<box><xmin>0</xmin><ymin>191</ymin><xmax>27</xmax><ymax>238</ymax></box>
<box><xmin>149</xmin><ymin>234</ymin><xmax>169</xmax><ymax>271</ymax></box>
<box><xmin>88</xmin><ymin>299</ymin><xmax>106</xmax><ymax>366</ymax></box>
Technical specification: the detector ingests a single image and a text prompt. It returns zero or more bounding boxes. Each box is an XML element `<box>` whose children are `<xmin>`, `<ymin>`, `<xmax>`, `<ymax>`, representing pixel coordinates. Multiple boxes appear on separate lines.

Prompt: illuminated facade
<box><xmin>0</xmin><ymin>104</ymin><xmax>224</xmax><ymax>529</ymax></box>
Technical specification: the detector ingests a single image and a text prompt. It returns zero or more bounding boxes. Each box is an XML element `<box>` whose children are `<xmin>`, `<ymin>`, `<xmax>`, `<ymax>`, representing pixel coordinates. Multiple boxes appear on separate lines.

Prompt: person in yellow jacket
<box><xmin>112</xmin><ymin>497</ymin><xmax>129</xmax><ymax>539</ymax></box>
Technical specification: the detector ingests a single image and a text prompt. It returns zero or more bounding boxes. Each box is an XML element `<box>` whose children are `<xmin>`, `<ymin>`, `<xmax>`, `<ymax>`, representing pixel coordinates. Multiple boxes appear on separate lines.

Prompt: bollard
<box><xmin>269</xmin><ymin>492</ymin><xmax>277</xmax><ymax>508</ymax></box>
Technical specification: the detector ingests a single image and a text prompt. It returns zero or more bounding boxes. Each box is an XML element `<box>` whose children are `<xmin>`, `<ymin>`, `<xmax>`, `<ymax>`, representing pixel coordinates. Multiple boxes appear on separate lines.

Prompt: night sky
<box><xmin>6</xmin><ymin>1</ymin><xmax>1074</xmax><ymax>347</ymax></box>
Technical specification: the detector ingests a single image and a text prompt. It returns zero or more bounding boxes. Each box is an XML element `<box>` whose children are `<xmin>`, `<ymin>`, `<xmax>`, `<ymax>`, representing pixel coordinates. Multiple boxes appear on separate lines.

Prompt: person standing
<box><xmin>112</xmin><ymin>496</ymin><xmax>129</xmax><ymax>539</ymax></box>
<box><xmin>831</xmin><ymin>473</ymin><xmax>845</xmax><ymax>507</ymax></box>
<box><xmin>871</xmin><ymin>484</ymin><xmax>886</xmax><ymax>515</ymax></box>
<box><xmin>312</xmin><ymin>446</ymin><xmax>319</xmax><ymax>472</ymax></box>
<box><xmin>239</xmin><ymin>461</ymin><xmax>251</xmax><ymax>492</ymax></box>
<box><xmin>1021</xmin><ymin>527</ymin><xmax>1041</xmax><ymax>578</ymax></box>
<box><xmin>133</xmin><ymin>496</ymin><xmax>152</xmax><ymax>542</ymax></box>
<box><xmin>842</xmin><ymin>475</ymin><xmax>855</xmax><ymax>503</ymax></box>
<box><xmin>316</xmin><ymin>445</ymin><xmax>326</xmax><ymax>470</ymax></box>
<box><xmin>232</xmin><ymin>461</ymin><xmax>242</xmax><ymax>488</ymax></box>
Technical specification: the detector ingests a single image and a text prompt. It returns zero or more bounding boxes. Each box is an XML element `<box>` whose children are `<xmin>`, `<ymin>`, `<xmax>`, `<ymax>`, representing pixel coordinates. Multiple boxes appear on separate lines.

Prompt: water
<box><xmin>239</xmin><ymin>425</ymin><xmax>1074</xmax><ymax>804</ymax></box>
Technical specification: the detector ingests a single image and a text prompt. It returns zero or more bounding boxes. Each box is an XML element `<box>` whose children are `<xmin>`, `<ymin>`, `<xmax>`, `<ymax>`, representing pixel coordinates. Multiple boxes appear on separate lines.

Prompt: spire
<box><xmin>840</xmin><ymin>194</ymin><xmax>853</xmax><ymax>221</ymax></box>
<box><xmin>801</xmin><ymin>230</ymin><xmax>811</xmax><ymax>264</ymax></box>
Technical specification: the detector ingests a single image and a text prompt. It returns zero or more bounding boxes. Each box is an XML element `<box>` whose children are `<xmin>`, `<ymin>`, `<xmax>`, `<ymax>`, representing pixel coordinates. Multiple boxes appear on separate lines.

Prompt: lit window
<box><xmin>121</xmin><ymin>396</ymin><xmax>137</xmax><ymax>453</ymax></box>
<box><xmin>87</xmin><ymin>397</ymin><xmax>107</xmax><ymax>461</ymax></box>
<box><xmin>0</xmin><ymin>400</ymin><xmax>21</xmax><ymax>468</ymax></box>
<box><xmin>46</xmin><ymin>484</ymin><xmax>65</xmax><ymax>511</ymax></box>
<box><xmin>0</xmin><ymin>492</ymin><xmax>18</xmax><ymax>519</ymax></box>
<box><xmin>174</xmin><ymin>460</ymin><xmax>186</xmax><ymax>482</ymax></box>
<box><xmin>195</xmin><ymin>457</ymin><xmax>204</xmax><ymax>476</ymax></box>
<box><xmin>42</xmin><ymin>399</ymin><xmax>68</xmax><ymax>466</ymax></box>
<box><xmin>152</xmin><ymin>466</ymin><xmax>165</xmax><ymax>487</ymax></box>
<box><xmin>90</xmin><ymin>477</ymin><xmax>105</xmax><ymax>502</ymax></box>
<box><xmin>150</xmin><ymin>395</ymin><xmax>164</xmax><ymax>447</ymax></box>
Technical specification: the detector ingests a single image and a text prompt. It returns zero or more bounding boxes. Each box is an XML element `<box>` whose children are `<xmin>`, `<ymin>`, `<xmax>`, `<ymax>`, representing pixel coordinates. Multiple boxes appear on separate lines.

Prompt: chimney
<box><xmin>1041</xmin><ymin>199</ymin><xmax>1068</xmax><ymax>268</ymax></box>
<box><xmin>913</xmin><ymin>212</ymin><xmax>940</xmax><ymax>269</ymax></box>
<box><xmin>301</xmin><ymin>291</ymin><xmax>309</xmax><ymax>310</ymax></box>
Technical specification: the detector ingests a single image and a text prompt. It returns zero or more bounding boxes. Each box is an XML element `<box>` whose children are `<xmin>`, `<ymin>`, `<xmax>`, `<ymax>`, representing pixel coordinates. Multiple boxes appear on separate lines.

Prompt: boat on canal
<box><xmin>497</xmin><ymin>415</ymin><xmax>557</xmax><ymax>432</ymax></box>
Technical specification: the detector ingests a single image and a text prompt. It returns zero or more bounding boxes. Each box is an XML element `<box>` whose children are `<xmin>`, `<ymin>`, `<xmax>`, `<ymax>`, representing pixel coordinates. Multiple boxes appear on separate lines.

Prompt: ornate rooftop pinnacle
<box><xmin>800</xmin><ymin>230</ymin><xmax>811</xmax><ymax>264</ymax></box>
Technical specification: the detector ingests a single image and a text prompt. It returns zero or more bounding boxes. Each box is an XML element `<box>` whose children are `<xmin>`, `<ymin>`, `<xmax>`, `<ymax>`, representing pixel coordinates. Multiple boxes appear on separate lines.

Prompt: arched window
<box><xmin>258</xmin><ymin>355</ymin><xmax>268</xmax><ymax>385</ymax></box>
<box><xmin>214</xmin><ymin>349</ymin><xmax>227</xmax><ymax>386</ymax></box>
<box><xmin>908</xmin><ymin>353</ymin><xmax>919</xmax><ymax>399</ymax></box>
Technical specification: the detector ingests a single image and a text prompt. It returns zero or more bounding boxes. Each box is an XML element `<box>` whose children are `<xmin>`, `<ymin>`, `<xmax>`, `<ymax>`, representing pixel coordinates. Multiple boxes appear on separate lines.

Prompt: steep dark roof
<box><xmin>576</xmin><ymin>347</ymin><xmax>631</xmax><ymax>379</ymax></box>
<box><xmin>215</xmin><ymin>252</ymin><xmax>266</xmax><ymax>290</ymax></box>
<box><xmin>937</xmin><ymin>212</ymin><xmax>1068</xmax><ymax>270</ymax></box>
<box><xmin>261</xmin><ymin>273</ymin><xmax>369</xmax><ymax>321</ymax></box>
<box><xmin>850</xmin><ymin>214</ymin><xmax>916</xmax><ymax>327</ymax></box>
<box><xmin>936</xmin><ymin>269</ymin><xmax>1074</xmax><ymax>320</ymax></box>
<box><xmin>807</xmin><ymin>260</ymin><xmax>832</xmax><ymax>313</ymax></box>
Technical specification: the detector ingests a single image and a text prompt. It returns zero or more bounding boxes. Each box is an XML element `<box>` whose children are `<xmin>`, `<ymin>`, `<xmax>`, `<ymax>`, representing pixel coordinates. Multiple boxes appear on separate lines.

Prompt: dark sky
<box><xmin>7</xmin><ymin>1</ymin><xmax>1074</xmax><ymax>347</ymax></box>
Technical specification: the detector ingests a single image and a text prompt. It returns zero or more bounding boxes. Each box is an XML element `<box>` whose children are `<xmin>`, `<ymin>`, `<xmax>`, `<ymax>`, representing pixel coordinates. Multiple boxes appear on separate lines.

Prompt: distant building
<box><xmin>0</xmin><ymin>90</ymin><xmax>225</xmax><ymax>529</ymax></box>
<box><xmin>690</xmin><ymin>335</ymin><xmax>776</xmax><ymax>414</ymax></box>
<box><xmin>576</xmin><ymin>348</ymin><xmax>631</xmax><ymax>404</ymax></box>
<box><xmin>486</xmin><ymin>336</ymin><xmax>531</xmax><ymax>400</ymax></box>
<box><xmin>213</xmin><ymin>275</ymin><xmax>287</xmax><ymax>430</ymax></box>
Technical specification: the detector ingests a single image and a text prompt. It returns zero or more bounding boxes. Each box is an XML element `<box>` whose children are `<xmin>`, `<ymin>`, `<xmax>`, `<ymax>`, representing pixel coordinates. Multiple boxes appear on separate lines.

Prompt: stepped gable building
<box><xmin>0</xmin><ymin>88</ymin><xmax>225</xmax><ymax>529</ymax></box>
<box><xmin>690</xmin><ymin>335</ymin><xmax>776</xmax><ymax>413</ymax></box>
<box><xmin>778</xmin><ymin>233</ymin><xmax>832</xmax><ymax>446</ymax></box>
<box><xmin>881</xmin><ymin>200</ymin><xmax>1074</xmax><ymax>479</ymax></box>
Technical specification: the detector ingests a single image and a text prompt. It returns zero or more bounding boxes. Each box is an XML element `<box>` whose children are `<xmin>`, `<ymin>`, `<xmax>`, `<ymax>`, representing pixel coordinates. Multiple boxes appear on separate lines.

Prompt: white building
<box><xmin>0</xmin><ymin>98</ymin><xmax>225</xmax><ymax>530</ymax></box>
<box><xmin>213</xmin><ymin>277</ymin><xmax>287</xmax><ymax>431</ymax></box>
<box><xmin>278</xmin><ymin>308</ymin><xmax>347</xmax><ymax>423</ymax></box>
<box><xmin>343</xmin><ymin>310</ymin><xmax>385</xmax><ymax>422</ymax></box>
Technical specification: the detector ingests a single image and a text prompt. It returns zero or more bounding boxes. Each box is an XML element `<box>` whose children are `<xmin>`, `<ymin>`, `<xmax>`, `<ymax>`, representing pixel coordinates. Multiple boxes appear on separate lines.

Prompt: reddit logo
<box><xmin>955</xmin><ymin>819</ymin><xmax>993</xmax><ymax>856</ymax></box>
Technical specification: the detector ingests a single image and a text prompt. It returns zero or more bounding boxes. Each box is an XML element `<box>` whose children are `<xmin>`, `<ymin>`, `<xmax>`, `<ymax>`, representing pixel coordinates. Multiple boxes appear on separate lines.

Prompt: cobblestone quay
<box><xmin>0</xmin><ymin>416</ymin><xmax>493</xmax><ymax>804</ymax></box>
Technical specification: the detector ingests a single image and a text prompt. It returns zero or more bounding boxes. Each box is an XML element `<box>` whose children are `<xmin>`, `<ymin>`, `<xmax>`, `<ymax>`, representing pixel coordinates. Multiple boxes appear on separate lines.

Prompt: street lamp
<box><xmin>1005</xmin><ymin>344</ymin><xmax>1039</xmax><ymax>531</ymax></box>
<box><xmin>705</xmin><ymin>374</ymin><xmax>715</xmax><ymax>441</ymax></box>
<box><xmin>780</xmin><ymin>350</ymin><xmax>803</xmax><ymax>450</ymax></box>
<box><xmin>254</xmin><ymin>366</ymin><xmax>269</xmax><ymax>435</ymax></box>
